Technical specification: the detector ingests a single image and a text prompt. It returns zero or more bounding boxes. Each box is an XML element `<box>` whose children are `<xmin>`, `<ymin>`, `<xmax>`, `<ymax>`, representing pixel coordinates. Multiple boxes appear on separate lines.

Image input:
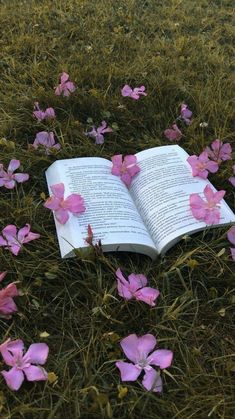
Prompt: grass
<box><xmin>0</xmin><ymin>0</ymin><xmax>234</xmax><ymax>417</ymax></box>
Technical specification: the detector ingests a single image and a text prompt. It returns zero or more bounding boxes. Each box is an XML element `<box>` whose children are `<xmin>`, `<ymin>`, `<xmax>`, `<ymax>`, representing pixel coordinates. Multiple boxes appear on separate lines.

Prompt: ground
<box><xmin>0</xmin><ymin>0</ymin><xmax>234</xmax><ymax>418</ymax></box>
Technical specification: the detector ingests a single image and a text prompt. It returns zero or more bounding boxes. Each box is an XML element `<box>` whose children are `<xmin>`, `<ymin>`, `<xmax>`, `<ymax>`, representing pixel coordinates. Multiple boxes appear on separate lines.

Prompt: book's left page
<box><xmin>45</xmin><ymin>157</ymin><xmax>157</xmax><ymax>258</ymax></box>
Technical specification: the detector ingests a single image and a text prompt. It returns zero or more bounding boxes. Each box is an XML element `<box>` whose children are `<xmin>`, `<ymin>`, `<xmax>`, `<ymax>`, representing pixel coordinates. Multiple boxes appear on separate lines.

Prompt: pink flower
<box><xmin>0</xmin><ymin>272</ymin><xmax>19</xmax><ymax>319</ymax></box>
<box><xmin>111</xmin><ymin>155</ymin><xmax>140</xmax><ymax>187</ymax></box>
<box><xmin>44</xmin><ymin>183</ymin><xmax>85</xmax><ymax>224</ymax></box>
<box><xmin>55</xmin><ymin>72</ymin><xmax>76</xmax><ymax>97</ymax></box>
<box><xmin>33</xmin><ymin>102</ymin><xmax>56</xmax><ymax>121</ymax></box>
<box><xmin>31</xmin><ymin>131</ymin><xmax>61</xmax><ymax>155</ymax></box>
<box><xmin>0</xmin><ymin>160</ymin><xmax>29</xmax><ymax>189</ymax></box>
<box><xmin>116</xmin><ymin>268</ymin><xmax>160</xmax><ymax>306</ymax></box>
<box><xmin>180</xmin><ymin>103</ymin><xmax>192</xmax><ymax>125</ymax></box>
<box><xmin>85</xmin><ymin>121</ymin><xmax>113</xmax><ymax>145</ymax></box>
<box><xmin>229</xmin><ymin>165</ymin><xmax>235</xmax><ymax>187</ymax></box>
<box><xmin>206</xmin><ymin>139</ymin><xmax>232</xmax><ymax>164</ymax></box>
<box><xmin>116</xmin><ymin>334</ymin><xmax>173</xmax><ymax>393</ymax></box>
<box><xmin>164</xmin><ymin>124</ymin><xmax>182</xmax><ymax>141</ymax></box>
<box><xmin>121</xmin><ymin>85</ymin><xmax>147</xmax><ymax>100</ymax></box>
<box><xmin>187</xmin><ymin>151</ymin><xmax>219</xmax><ymax>179</ymax></box>
<box><xmin>227</xmin><ymin>226</ymin><xmax>235</xmax><ymax>261</ymax></box>
<box><xmin>0</xmin><ymin>339</ymin><xmax>49</xmax><ymax>391</ymax></box>
<box><xmin>0</xmin><ymin>224</ymin><xmax>40</xmax><ymax>256</ymax></box>
<box><xmin>190</xmin><ymin>185</ymin><xmax>225</xmax><ymax>225</ymax></box>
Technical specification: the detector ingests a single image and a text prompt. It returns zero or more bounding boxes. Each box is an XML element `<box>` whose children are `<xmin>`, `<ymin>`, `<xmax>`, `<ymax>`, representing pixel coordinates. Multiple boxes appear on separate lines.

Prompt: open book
<box><xmin>45</xmin><ymin>145</ymin><xmax>235</xmax><ymax>259</ymax></box>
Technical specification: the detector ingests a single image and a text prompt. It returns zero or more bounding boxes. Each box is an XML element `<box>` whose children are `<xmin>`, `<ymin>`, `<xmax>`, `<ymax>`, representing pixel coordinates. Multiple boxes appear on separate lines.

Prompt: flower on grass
<box><xmin>116</xmin><ymin>268</ymin><xmax>160</xmax><ymax>306</ymax></box>
<box><xmin>229</xmin><ymin>165</ymin><xmax>235</xmax><ymax>187</ymax></box>
<box><xmin>205</xmin><ymin>139</ymin><xmax>232</xmax><ymax>164</ymax></box>
<box><xmin>187</xmin><ymin>151</ymin><xmax>219</xmax><ymax>179</ymax></box>
<box><xmin>33</xmin><ymin>102</ymin><xmax>55</xmax><ymax>121</ymax></box>
<box><xmin>0</xmin><ymin>338</ymin><xmax>49</xmax><ymax>391</ymax></box>
<box><xmin>55</xmin><ymin>72</ymin><xmax>76</xmax><ymax>96</ymax></box>
<box><xmin>189</xmin><ymin>185</ymin><xmax>225</xmax><ymax>225</ymax></box>
<box><xmin>0</xmin><ymin>272</ymin><xmax>19</xmax><ymax>319</ymax></box>
<box><xmin>31</xmin><ymin>131</ymin><xmax>61</xmax><ymax>154</ymax></box>
<box><xmin>0</xmin><ymin>160</ymin><xmax>29</xmax><ymax>189</ymax></box>
<box><xmin>121</xmin><ymin>85</ymin><xmax>147</xmax><ymax>100</ymax></box>
<box><xmin>111</xmin><ymin>155</ymin><xmax>140</xmax><ymax>187</ymax></box>
<box><xmin>164</xmin><ymin>124</ymin><xmax>182</xmax><ymax>141</ymax></box>
<box><xmin>44</xmin><ymin>183</ymin><xmax>85</xmax><ymax>224</ymax></box>
<box><xmin>116</xmin><ymin>333</ymin><xmax>173</xmax><ymax>393</ymax></box>
<box><xmin>180</xmin><ymin>103</ymin><xmax>192</xmax><ymax>125</ymax></box>
<box><xmin>227</xmin><ymin>226</ymin><xmax>235</xmax><ymax>261</ymax></box>
<box><xmin>0</xmin><ymin>224</ymin><xmax>40</xmax><ymax>256</ymax></box>
<box><xmin>85</xmin><ymin>121</ymin><xmax>113</xmax><ymax>145</ymax></box>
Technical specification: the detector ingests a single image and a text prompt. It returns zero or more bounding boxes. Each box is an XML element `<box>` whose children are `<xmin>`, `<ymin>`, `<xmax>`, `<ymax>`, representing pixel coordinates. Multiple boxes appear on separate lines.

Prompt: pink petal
<box><xmin>227</xmin><ymin>226</ymin><xmax>235</xmax><ymax>245</ymax></box>
<box><xmin>50</xmin><ymin>183</ymin><xmax>65</xmax><ymax>199</ymax></box>
<box><xmin>35</xmin><ymin>131</ymin><xmax>49</xmax><ymax>146</ymax></box>
<box><xmin>127</xmin><ymin>164</ymin><xmax>140</xmax><ymax>177</ymax></box>
<box><xmin>55</xmin><ymin>85</ymin><xmax>63</xmax><ymax>96</ymax></box>
<box><xmin>115</xmin><ymin>361</ymin><xmax>141</xmax><ymax>381</ymax></box>
<box><xmin>63</xmin><ymin>194</ymin><xmax>85</xmax><ymax>214</ymax></box>
<box><xmin>9</xmin><ymin>244</ymin><xmax>21</xmax><ymax>256</ymax></box>
<box><xmin>121</xmin><ymin>172</ymin><xmax>132</xmax><ymax>187</ymax></box>
<box><xmin>45</xmin><ymin>108</ymin><xmax>56</xmax><ymax>119</ymax></box>
<box><xmin>24</xmin><ymin>365</ymin><xmax>48</xmax><ymax>381</ymax></box>
<box><xmin>148</xmin><ymin>349</ymin><xmax>173</xmax><ymax>369</ymax></box>
<box><xmin>128</xmin><ymin>273</ymin><xmax>148</xmax><ymax>291</ymax></box>
<box><xmin>1</xmin><ymin>367</ymin><xmax>24</xmax><ymax>391</ymax></box>
<box><xmin>13</xmin><ymin>173</ymin><xmax>29</xmax><ymax>183</ymax></box>
<box><xmin>0</xmin><ymin>236</ymin><xmax>7</xmax><ymax>246</ymax></box>
<box><xmin>204</xmin><ymin>208</ymin><xmax>220</xmax><ymax>225</ymax></box>
<box><xmin>60</xmin><ymin>72</ymin><xmax>69</xmax><ymax>84</ymax></box>
<box><xmin>44</xmin><ymin>196</ymin><xmax>61</xmax><ymax>211</ymax></box>
<box><xmin>24</xmin><ymin>343</ymin><xmax>49</xmax><ymax>365</ymax></box>
<box><xmin>8</xmin><ymin>159</ymin><xmax>20</xmax><ymax>173</ymax></box>
<box><xmin>2</xmin><ymin>225</ymin><xmax>17</xmax><ymax>239</ymax></box>
<box><xmin>137</xmin><ymin>334</ymin><xmax>157</xmax><ymax>359</ymax></box>
<box><xmin>230</xmin><ymin>248</ymin><xmax>235</xmax><ymax>261</ymax></box>
<box><xmin>124</xmin><ymin>155</ymin><xmax>137</xmax><ymax>166</ymax></box>
<box><xmin>55</xmin><ymin>208</ymin><xmax>70</xmax><ymax>224</ymax></box>
<box><xmin>142</xmin><ymin>369</ymin><xmax>163</xmax><ymax>392</ymax></box>
<box><xmin>134</xmin><ymin>287</ymin><xmax>160</xmax><ymax>306</ymax></box>
<box><xmin>117</xmin><ymin>280</ymin><xmax>132</xmax><ymax>299</ymax></box>
<box><xmin>17</xmin><ymin>224</ymin><xmax>30</xmax><ymax>242</ymax></box>
<box><xmin>95</xmin><ymin>133</ymin><xmax>104</xmax><ymax>144</ymax></box>
<box><xmin>111</xmin><ymin>155</ymin><xmax>122</xmax><ymax>168</ymax></box>
<box><xmin>206</xmin><ymin>160</ymin><xmax>219</xmax><ymax>173</ymax></box>
<box><xmin>0</xmin><ymin>283</ymin><xmax>18</xmax><ymax>298</ymax></box>
<box><xmin>0</xmin><ymin>272</ymin><xmax>7</xmax><ymax>282</ymax></box>
<box><xmin>65</xmin><ymin>81</ymin><xmax>76</xmax><ymax>93</ymax></box>
<box><xmin>21</xmin><ymin>231</ymin><xmax>40</xmax><ymax>244</ymax></box>
<box><xmin>0</xmin><ymin>296</ymin><xmax>18</xmax><ymax>316</ymax></box>
<box><xmin>204</xmin><ymin>185</ymin><xmax>214</xmax><ymax>202</ymax></box>
<box><xmin>121</xmin><ymin>85</ymin><xmax>133</xmax><ymax>97</ymax></box>
<box><xmin>120</xmin><ymin>334</ymin><xmax>140</xmax><ymax>363</ymax></box>
<box><xmin>4</xmin><ymin>180</ymin><xmax>16</xmax><ymax>189</ymax></box>
<box><xmin>213</xmin><ymin>190</ymin><xmax>225</xmax><ymax>204</ymax></box>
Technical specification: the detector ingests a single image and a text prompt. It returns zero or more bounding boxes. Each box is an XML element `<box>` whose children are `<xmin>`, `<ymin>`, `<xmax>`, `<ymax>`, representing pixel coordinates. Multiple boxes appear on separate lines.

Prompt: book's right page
<box><xmin>130</xmin><ymin>145</ymin><xmax>235</xmax><ymax>254</ymax></box>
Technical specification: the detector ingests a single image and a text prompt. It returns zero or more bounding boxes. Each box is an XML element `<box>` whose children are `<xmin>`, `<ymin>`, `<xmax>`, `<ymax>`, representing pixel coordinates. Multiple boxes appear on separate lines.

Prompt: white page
<box><xmin>130</xmin><ymin>145</ymin><xmax>235</xmax><ymax>253</ymax></box>
<box><xmin>45</xmin><ymin>157</ymin><xmax>157</xmax><ymax>258</ymax></box>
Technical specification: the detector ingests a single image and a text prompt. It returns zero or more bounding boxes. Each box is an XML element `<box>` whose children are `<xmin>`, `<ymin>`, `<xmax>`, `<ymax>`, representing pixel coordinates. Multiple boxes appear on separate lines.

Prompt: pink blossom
<box><xmin>44</xmin><ymin>183</ymin><xmax>85</xmax><ymax>224</ymax></box>
<box><xmin>55</xmin><ymin>72</ymin><xmax>76</xmax><ymax>97</ymax></box>
<box><xmin>0</xmin><ymin>224</ymin><xmax>40</xmax><ymax>256</ymax></box>
<box><xmin>227</xmin><ymin>226</ymin><xmax>235</xmax><ymax>261</ymax></box>
<box><xmin>121</xmin><ymin>85</ymin><xmax>147</xmax><ymax>100</ymax></box>
<box><xmin>111</xmin><ymin>155</ymin><xmax>140</xmax><ymax>187</ymax></box>
<box><xmin>0</xmin><ymin>160</ymin><xmax>29</xmax><ymax>189</ymax></box>
<box><xmin>31</xmin><ymin>131</ymin><xmax>61</xmax><ymax>154</ymax></box>
<box><xmin>229</xmin><ymin>165</ymin><xmax>235</xmax><ymax>187</ymax></box>
<box><xmin>0</xmin><ymin>339</ymin><xmax>49</xmax><ymax>391</ymax></box>
<box><xmin>206</xmin><ymin>139</ymin><xmax>232</xmax><ymax>163</ymax></box>
<box><xmin>33</xmin><ymin>102</ymin><xmax>56</xmax><ymax>121</ymax></box>
<box><xmin>0</xmin><ymin>272</ymin><xmax>19</xmax><ymax>319</ymax></box>
<box><xmin>116</xmin><ymin>268</ymin><xmax>160</xmax><ymax>306</ymax></box>
<box><xmin>85</xmin><ymin>121</ymin><xmax>113</xmax><ymax>145</ymax></box>
<box><xmin>180</xmin><ymin>103</ymin><xmax>192</xmax><ymax>125</ymax></box>
<box><xmin>116</xmin><ymin>334</ymin><xmax>173</xmax><ymax>393</ymax></box>
<box><xmin>187</xmin><ymin>151</ymin><xmax>219</xmax><ymax>179</ymax></box>
<box><xmin>164</xmin><ymin>124</ymin><xmax>182</xmax><ymax>141</ymax></box>
<box><xmin>190</xmin><ymin>185</ymin><xmax>225</xmax><ymax>225</ymax></box>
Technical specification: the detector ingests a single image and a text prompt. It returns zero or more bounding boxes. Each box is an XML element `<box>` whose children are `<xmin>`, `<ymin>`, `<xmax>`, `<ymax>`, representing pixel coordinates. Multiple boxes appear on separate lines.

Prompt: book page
<box><xmin>130</xmin><ymin>145</ymin><xmax>235</xmax><ymax>254</ymax></box>
<box><xmin>45</xmin><ymin>157</ymin><xmax>157</xmax><ymax>258</ymax></box>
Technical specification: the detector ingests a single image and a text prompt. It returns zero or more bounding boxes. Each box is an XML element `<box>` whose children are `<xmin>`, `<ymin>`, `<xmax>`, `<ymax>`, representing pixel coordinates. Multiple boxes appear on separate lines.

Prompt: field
<box><xmin>0</xmin><ymin>0</ymin><xmax>234</xmax><ymax>418</ymax></box>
